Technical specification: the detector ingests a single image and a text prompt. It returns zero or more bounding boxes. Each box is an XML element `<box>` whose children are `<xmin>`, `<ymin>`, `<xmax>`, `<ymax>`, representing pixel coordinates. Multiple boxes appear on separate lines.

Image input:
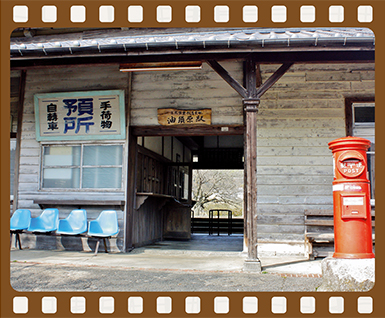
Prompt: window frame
<box><xmin>345</xmin><ymin>97</ymin><xmax>375</xmax><ymax>204</ymax></box>
<box><xmin>40</xmin><ymin>141</ymin><xmax>125</xmax><ymax>191</ymax></box>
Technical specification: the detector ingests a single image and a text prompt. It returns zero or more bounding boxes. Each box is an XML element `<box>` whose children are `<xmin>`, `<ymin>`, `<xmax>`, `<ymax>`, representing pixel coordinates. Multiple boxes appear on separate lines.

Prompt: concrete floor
<box><xmin>10</xmin><ymin>235</ymin><xmax>322</xmax><ymax>275</ymax></box>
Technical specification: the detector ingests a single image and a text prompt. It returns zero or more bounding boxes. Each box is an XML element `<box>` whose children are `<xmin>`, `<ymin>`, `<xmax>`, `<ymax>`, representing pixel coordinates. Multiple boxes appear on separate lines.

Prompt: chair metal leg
<box><xmin>94</xmin><ymin>239</ymin><xmax>100</xmax><ymax>256</ymax></box>
<box><xmin>103</xmin><ymin>238</ymin><xmax>108</xmax><ymax>253</ymax></box>
<box><xmin>16</xmin><ymin>233</ymin><xmax>22</xmax><ymax>250</ymax></box>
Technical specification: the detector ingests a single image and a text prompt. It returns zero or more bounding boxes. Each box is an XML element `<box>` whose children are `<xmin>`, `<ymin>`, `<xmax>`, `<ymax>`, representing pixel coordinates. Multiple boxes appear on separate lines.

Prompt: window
<box><xmin>352</xmin><ymin>102</ymin><xmax>375</xmax><ymax>202</ymax></box>
<box><xmin>42</xmin><ymin>144</ymin><xmax>123</xmax><ymax>189</ymax></box>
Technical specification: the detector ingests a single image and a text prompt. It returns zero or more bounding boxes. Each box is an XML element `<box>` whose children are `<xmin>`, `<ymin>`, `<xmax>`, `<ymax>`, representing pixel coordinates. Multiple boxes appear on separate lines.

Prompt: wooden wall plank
<box><xmin>257</xmin><ymin>195</ymin><xmax>333</xmax><ymax>205</ymax></box>
<box><xmin>305</xmin><ymin>72</ymin><xmax>361</xmax><ymax>82</ymax></box>
<box><xmin>257</xmin><ymin>185</ymin><xmax>332</xmax><ymax>196</ymax></box>
<box><xmin>256</xmin><ymin>175</ymin><xmax>333</xmax><ymax>185</ymax></box>
<box><xmin>256</xmin><ymin>165</ymin><xmax>335</xmax><ymax>176</ymax></box>
<box><xmin>257</xmin><ymin>156</ymin><xmax>332</xmax><ymax>166</ymax></box>
<box><xmin>257</xmin><ymin>146</ymin><xmax>332</xmax><ymax>156</ymax></box>
<box><xmin>257</xmin><ymin>127</ymin><xmax>346</xmax><ymax>138</ymax></box>
<box><xmin>257</xmin><ymin>204</ymin><xmax>333</xmax><ymax>214</ymax></box>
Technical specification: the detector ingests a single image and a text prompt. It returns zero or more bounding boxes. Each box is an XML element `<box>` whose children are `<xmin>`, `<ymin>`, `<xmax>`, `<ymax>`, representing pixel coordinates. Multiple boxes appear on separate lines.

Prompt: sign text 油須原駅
<box><xmin>158</xmin><ymin>108</ymin><xmax>211</xmax><ymax>126</ymax></box>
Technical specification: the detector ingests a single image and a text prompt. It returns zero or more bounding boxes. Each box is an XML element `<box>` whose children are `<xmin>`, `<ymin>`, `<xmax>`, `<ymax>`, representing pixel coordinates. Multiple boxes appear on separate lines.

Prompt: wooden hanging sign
<box><xmin>158</xmin><ymin>108</ymin><xmax>211</xmax><ymax>126</ymax></box>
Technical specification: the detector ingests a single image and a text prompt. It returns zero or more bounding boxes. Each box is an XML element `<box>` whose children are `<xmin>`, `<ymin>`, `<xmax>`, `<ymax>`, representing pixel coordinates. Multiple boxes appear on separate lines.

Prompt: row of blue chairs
<box><xmin>10</xmin><ymin>209</ymin><xmax>119</xmax><ymax>255</ymax></box>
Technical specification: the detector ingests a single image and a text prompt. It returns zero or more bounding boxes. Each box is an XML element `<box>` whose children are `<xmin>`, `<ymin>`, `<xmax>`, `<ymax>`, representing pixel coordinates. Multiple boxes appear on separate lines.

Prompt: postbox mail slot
<box><xmin>337</xmin><ymin>151</ymin><xmax>365</xmax><ymax>178</ymax></box>
<box><xmin>341</xmin><ymin>194</ymin><xmax>367</xmax><ymax>219</ymax></box>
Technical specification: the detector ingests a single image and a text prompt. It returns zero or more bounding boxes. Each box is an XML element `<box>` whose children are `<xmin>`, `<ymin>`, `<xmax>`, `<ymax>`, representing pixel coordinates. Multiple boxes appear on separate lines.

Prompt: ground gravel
<box><xmin>11</xmin><ymin>262</ymin><xmax>322</xmax><ymax>292</ymax></box>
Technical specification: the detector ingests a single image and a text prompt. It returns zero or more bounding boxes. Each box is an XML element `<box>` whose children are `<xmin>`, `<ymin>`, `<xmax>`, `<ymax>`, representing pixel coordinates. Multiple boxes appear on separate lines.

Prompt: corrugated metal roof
<box><xmin>10</xmin><ymin>27</ymin><xmax>374</xmax><ymax>58</ymax></box>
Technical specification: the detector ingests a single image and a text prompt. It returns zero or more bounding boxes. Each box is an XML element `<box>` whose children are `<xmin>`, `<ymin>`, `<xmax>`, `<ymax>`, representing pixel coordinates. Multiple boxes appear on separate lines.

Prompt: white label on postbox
<box><xmin>333</xmin><ymin>184</ymin><xmax>344</xmax><ymax>191</ymax></box>
<box><xmin>344</xmin><ymin>184</ymin><xmax>362</xmax><ymax>191</ymax></box>
<box><xmin>343</xmin><ymin>197</ymin><xmax>364</xmax><ymax>206</ymax></box>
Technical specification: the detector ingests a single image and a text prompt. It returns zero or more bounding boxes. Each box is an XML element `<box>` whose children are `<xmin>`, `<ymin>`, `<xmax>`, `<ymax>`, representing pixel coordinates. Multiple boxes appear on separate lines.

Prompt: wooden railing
<box><xmin>191</xmin><ymin>215</ymin><xmax>244</xmax><ymax>235</ymax></box>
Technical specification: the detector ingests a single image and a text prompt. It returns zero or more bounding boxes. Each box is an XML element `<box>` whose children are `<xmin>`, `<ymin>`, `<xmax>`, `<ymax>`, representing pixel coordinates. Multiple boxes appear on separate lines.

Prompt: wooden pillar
<box><xmin>207</xmin><ymin>58</ymin><xmax>292</xmax><ymax>271</ymax></box>
<box><xmin>243</xmin><ymin>58</ymin><xmax>261</xmax><ymax>271</ymax></box>
<box><xmin>188</xmin><ymin>163</ymin><xmax>193</xmax><ymax>204</ymax></box>
<box><xmin>124</xmin><ymin>72</ymin><xmax>136</xmax><ymax>252</ymax></box>
<box><xmin>124</xmin><ymin>130</ymin><xmax>137</xmax><ymax>252</ymax></box>
<box><xmin>12</xmin><ymin>70</ymin><xmax>26</xmax><ymax>213</ymax></box>
<box><xmin>243</xmin><ymin>99</ymin><xmax>261</xmax><ymax>271</ymax></box>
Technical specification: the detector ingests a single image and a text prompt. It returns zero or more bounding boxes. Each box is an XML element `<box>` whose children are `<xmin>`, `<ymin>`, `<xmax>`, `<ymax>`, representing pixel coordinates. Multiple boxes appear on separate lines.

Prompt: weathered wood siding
<box><xmin>16</xmin><ymin>65</ymin><xmax>129</xmax><ymax>250</ymax></box>
<box><xmin>130</xmin><ymin>61</ymin><xmax>243</xmax><ymax>125</ymax></box>
<box><xmin>256</xmin><ymin>63</ymin><xmax>375</xmax><ymax>243</ymax></box>
<box><xmin>163</xmin><ymin>200</ymin><xmax>191</xmax><ymax>240</ymax></box>
<box><xmin>132</xmin><ymin>196</ymin><xmax>164</xmax><ymax>247</ymax></box>
<box><xmin>10</xmin><ymin>70</ymin><xmax>21</xmax><ymax>134</ymax></box>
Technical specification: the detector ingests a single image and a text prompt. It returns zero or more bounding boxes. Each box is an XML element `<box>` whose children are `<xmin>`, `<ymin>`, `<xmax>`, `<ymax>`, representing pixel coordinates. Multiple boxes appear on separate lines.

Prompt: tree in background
<box><xmin>192</xmin><ymin>170</ymin><xmax>243</xmax><ymax>217</ymax></box>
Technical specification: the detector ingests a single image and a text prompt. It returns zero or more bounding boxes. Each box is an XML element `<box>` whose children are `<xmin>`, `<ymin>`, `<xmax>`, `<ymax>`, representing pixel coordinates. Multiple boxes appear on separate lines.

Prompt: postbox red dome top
<box><xmin>328</xmin><ymin>136</ymin><xmax>371</xmax><ymax>152</ymax></box>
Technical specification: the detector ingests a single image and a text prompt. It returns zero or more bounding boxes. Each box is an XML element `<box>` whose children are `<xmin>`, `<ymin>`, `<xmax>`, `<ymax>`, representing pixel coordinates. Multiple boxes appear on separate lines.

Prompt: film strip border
<box><xmin>12</xmin><ymin>295</ymin><xmax>374</xmax><ymax>315</ymax></box>
<box><xmin>12</xmin><ymin>4</ymin><xmax>374</xmax><ymax>24</ymax></box>
<box><xmin>3</xmin><ymin>0</ymin><xmax>383</xmax><ymax>317</ymax></box>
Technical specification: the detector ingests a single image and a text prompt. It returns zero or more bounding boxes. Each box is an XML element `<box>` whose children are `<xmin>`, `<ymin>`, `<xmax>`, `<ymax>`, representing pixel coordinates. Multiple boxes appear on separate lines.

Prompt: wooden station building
<box><xmin>10</xmin><ymin>27</ymin><xmax>375</xmax><ymax>268</ymax></box>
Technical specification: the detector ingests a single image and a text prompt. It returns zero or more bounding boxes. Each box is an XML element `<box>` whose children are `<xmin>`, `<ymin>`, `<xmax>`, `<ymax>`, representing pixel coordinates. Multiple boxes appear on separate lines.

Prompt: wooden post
<box><xmin>243</xmin><ymin>58</ymin><xmax>261</xmax><ymax>271</ymax></box>
<box><xmin>124</xmin><ymin>129</ymin><xmax>137</xmax><ymax>252</ymax></box>
<box><xmin>12</xmin><ymin>70</ymin><xmax>26</xmax><ymax>213</ymax></box>
<box><xmin>188</xmin><ymin>164</ymin><xmax>193</xmax><ymax>204</ymax></box>
<box><xmin>124</xmin><ymin>72</ymin><xmax>136</xmax><ymax>252</ymax></box>
<box><xmin>243</xmin><ymin>99</ymin><xmax>261</xmax><ymax>271</ymax></box>
<box><xmin>207</xmin><ymin>58</ymin><xmax>292</xmax><ymax>271</ymax></box>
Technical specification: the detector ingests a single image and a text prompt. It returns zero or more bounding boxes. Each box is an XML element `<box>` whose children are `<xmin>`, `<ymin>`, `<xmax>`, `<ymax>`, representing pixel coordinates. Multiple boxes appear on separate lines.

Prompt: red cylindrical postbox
<box><xmin>328</xmin><ymin>137</ymin><xmax>374</xmax><ymax>258</ymax></box>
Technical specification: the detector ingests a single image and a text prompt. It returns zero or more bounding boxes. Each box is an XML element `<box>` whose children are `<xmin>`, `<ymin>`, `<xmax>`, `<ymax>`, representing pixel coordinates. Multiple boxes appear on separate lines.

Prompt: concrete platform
<box><xmin>317</xmin><ymin>257</ymin><xmax>375</xmax><ymax>291</ymax></box>
<box><xmin>10</xmin><ymin>235</ymin><xmax>322</xmax><ymax>276</ymax></box>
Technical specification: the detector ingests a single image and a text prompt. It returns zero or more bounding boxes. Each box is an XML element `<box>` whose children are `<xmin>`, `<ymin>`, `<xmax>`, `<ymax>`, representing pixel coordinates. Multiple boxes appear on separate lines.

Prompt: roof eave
<box><xmin>10</xmin><ymin>37</ymin><xmax>375</xmax><ymax>60</ymax></box>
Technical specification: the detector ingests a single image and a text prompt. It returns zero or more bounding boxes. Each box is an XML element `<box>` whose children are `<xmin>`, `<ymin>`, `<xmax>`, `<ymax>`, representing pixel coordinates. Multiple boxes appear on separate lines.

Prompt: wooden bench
<box><xmin>305</xmin><ymin>209</ymin><xmax>375</xmax><ymax>259</ymax></box>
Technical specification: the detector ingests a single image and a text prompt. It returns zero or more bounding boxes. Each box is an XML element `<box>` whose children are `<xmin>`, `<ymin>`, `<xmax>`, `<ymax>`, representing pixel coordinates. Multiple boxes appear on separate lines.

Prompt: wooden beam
<box><xmin>12</xmin><ymin>70</ymin><xmax>26</xmax><ymax>213</ymax></box>
<box><xmin>132</xmin><ymin>125</ymin><xmax>244</xmax><ymax>137</ymax></box>
<box><xmin>244</xmin><ymin>58</ymin><xmax>258</xmax><ymax>98</ymax></box>
<box><xmin>188</xmin><ymin>164</ymin><xmax>193</xmax><ymax>204</ymax></box>
<box><xmin>124</xmin><ymin>129</ymin><xmax>137</xmax><ymax>252</ymax></box>
<box><xmin>256</xmin><ymin>64</ymin><xmax>262</xmax><ymax>87</ymax></box>
<box><xmin>175</xmin><ymin>136</ymin><xmax>200</xmax><ymax>151</ymax></box>
<box><xmin>256</xmin><ymin>63</ymin><xmax>293</xmax><ymax>98</ymax></box>
<box><xmin>33</xmin><ymin>199</ymin><xmax>125</xmax><ymax>207</ymax></box>
<box><xmin>206</xmin><ymin>60</ymin><xmax>248</xmax><ymax>98</ymax></box>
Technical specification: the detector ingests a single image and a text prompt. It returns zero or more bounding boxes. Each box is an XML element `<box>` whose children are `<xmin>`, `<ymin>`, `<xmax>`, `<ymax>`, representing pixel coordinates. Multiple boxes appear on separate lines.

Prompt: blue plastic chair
<box><xmin>27</xmin><ymin>208</ymin><xmax>59</xmax><ymax>233</ymax></box>
<box><xmin>10</xmin><ymin>209</ymin><xmax>31</xmax><ymax>249</ymax></box>
<box><xmin>87</xmin><ymin>210</ymin><xmax>119</xmax><ymax>255</ymax></box>
<box><xmin>56</xmin><ymin>209</ymin><xmax>88</xmax><ymax>235</ymax></box>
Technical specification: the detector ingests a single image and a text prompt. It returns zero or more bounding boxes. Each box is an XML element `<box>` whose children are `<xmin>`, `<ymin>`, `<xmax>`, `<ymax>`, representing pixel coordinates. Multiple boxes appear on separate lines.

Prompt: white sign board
<box><xmin>34</xmin><ymin>90</ymin><xmax>125</xmax><ymax>141</ymax></box>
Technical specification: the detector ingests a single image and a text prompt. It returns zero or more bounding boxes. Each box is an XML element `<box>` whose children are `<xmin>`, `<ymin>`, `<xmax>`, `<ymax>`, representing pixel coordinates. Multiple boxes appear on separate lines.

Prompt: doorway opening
<box><xmin>133</xmin><ymin>133</ymin><xmax>244</xmax><ymax>252</ymax></box>
<box><xmin>191</xmin><ymin>169</ymin><xmax>244</xmax><ymax>236</ymax></box>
